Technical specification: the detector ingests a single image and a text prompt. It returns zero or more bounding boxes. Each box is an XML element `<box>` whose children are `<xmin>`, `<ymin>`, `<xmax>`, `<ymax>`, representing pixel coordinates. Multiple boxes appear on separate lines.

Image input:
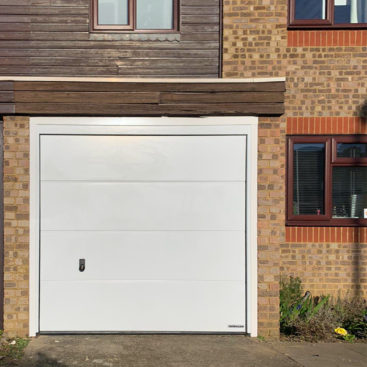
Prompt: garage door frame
<box><xmin>29</xmin><ymin>116</ymin><xmax>258</xmax><ymax>337</ymax></box>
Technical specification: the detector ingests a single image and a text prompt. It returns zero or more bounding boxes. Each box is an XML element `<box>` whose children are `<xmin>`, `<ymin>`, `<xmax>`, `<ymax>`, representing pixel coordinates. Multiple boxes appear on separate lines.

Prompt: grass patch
<box><xmin>0</xmin><ymin>334</ymin><xmax>29</xmax><ymax>366</ymax></box>
<box><xmin>280</xmin><ymin>276</ymin><xmax>367</xmax><ymax>342</ymax></box>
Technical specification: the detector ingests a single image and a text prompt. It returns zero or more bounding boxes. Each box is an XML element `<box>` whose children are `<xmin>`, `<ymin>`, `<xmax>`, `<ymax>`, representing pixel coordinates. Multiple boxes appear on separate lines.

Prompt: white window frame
<box><xmin>29</xmin><ymin>116</ymin><xmax>258</xmax><ymax>337</ymax></box>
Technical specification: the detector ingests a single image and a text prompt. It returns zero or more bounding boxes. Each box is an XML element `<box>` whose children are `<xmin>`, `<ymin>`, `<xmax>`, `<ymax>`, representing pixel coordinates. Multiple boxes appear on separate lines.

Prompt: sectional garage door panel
<box><xmin>39</xmin><ymin>134</ymin><xmax>247</xmax><ymax>333</ymax></box>
<box><xmin>40</xmin><ymin>231</ymin><xmax>246</xmax><ymax>282</ymax></box>
<box><xmin>41</xmin><ymin>135</ymin><xmax>247</xmax><ymax>182</ymax></box>
<box><xmin>41</xmin><ymin>182</ymin><xmax>246</xmax><ymax>231</ymax></box>
<box><xmin>40</xmin><ymin>281</ymin><xmax>246</xmax><ymax>332</ymax></box>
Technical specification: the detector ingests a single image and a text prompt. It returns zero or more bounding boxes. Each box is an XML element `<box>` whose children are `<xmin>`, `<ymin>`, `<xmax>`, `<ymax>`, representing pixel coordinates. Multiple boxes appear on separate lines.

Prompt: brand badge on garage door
<box><xmin>228</xmin><ymin>325</ymin><xmax>244</xmax><ymax>328</ymax></box>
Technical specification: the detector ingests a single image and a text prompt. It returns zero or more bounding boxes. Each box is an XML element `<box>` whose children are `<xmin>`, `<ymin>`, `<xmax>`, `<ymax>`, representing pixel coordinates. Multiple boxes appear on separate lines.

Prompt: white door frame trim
<box><xmin>29</xmin><ymin>116</ymin><xmax>258</xmax><ymax>337</ymax></box>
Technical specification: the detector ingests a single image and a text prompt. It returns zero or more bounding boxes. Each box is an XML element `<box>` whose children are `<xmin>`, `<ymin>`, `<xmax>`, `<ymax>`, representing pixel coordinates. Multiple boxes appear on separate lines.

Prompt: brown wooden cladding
<box><xmin>0</xmin><ymin>80</ymin><xmax>285</xmax><ymax>116</ymax></box>
<box><xmin>0</xmin><ymin>0</ymin><xmax>220</xmax><ymax>78</ymax></box>
<box><xmin>0</xmin><ymin>81</ymin><xmax>14</xmax><ymax>114</ymax></box>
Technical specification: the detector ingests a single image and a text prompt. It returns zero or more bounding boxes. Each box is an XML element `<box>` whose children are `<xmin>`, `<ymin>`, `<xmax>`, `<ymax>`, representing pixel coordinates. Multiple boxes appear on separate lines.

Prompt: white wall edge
<box><xmin>29</xmin><ymin>116</ymin><xmax>258</xmax><ymax>337</ymax></box>
<box><xmin>30</xmin><ymin>116</ymin><xmax>259</xmax><ymax>126</ymax></box>
<box><xmin>245</xmin><ymin>123</ymin><xmax>258</xmax><ymax>337</ymax></box>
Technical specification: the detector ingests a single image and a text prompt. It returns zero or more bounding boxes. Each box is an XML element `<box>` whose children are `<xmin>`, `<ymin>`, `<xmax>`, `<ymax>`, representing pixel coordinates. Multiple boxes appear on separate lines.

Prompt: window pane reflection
<box><xmin>136</xmin><ymin>0</ymin><xmax>173</xmax><ymax>29</ymax></box>
<box><xmin>295</xmin><ymin>0</ymin><xmax>327</xmax><ymax>20</ymax></box>
<box><xmin>334</xmin><ymin>0</ymin><xmax>367</xmax><ymax>24</ymax></box>
<box><xmin>98</xmin><ymin>0</ymin><xmax>129</xmax><ymax>25</ymax></box>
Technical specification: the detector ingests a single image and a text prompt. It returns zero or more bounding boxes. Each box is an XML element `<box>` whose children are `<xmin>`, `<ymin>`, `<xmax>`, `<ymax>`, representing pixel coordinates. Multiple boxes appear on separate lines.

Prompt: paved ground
<box><xmin>18</xmin><ymin>335</ymin><xmax>367</xmax><ymax>367</ymax></box>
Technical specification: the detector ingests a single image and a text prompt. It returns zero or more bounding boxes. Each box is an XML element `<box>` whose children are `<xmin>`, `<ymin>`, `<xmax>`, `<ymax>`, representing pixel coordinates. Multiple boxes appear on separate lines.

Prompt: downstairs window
<box><xmin>289</xmin><ymin>0</ymin><xmax>367</xmax><ymax>28</ymax></box>
<box><xmin>287</xmin><ymin>136</ymin><xmax>367</xmax><ymax>226</ymax></box>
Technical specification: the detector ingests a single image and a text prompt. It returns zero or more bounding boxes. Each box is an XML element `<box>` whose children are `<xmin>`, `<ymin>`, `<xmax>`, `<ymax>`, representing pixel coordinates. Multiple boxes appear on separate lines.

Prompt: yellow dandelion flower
<box><xmin>335</xmin><ymin>327</ymin><xmax>348</xmax><ymax>336</ymax></box>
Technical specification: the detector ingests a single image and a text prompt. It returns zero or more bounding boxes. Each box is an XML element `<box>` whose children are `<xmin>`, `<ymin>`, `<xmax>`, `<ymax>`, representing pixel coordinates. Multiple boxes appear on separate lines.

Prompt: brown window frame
<box><xmin>288</xmin><ymin>0</ymin><xmax>367</xmax><ymax>29</ymax></box>
<box><xmin>287</xmin><ymin>135</ymin><xmax>367</xmax><ymax>227</ymax></box>
<box><xmin>91</xmin><ymin>0</ymin><xmax>179</xmax><ymax>33</ymax></box>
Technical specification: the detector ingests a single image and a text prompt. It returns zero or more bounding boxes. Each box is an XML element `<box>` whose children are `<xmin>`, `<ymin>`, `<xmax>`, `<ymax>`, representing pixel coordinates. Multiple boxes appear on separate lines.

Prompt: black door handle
<box><xmin>79</xmin><ymin>259</ymin><xmax>85</xmax><ymax>272</ymax></box>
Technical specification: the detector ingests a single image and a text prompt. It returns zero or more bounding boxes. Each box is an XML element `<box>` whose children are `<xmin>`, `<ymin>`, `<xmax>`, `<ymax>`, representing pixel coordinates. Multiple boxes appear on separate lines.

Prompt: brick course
<box><xmin>288</xmin><ymin>30</ymin><xmax>367</xmax><ymax>47</ymax></box>
<box><xmin>287</xmin><ymin>117</ymin><xmax>367</xmax><ymax>135</ymax></box>
<box><xmin>3</xmin><ymin>116</ymin><xmax>30</xmax><ymax>338</ymax></box>
<box><xmin>286</xmin><ymin>227</ymin><xmax>367</xmax><ymax>244</ymax></box>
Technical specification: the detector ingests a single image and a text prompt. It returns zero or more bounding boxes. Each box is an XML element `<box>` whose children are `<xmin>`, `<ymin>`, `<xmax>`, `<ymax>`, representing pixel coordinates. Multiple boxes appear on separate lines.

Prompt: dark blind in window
<box><xmin>295</xmin><ymin>0</ymin><xmax>325</xmax><ymax>20</ymax></box>
<box><xmin>332</xmin><ymin>166</ymin><xmax>367</xmax><ymax>218</ymax></box>
<box><xmin>293</xmin><ymin>143</ymin><xmax>325</xmax><ymax>215</ymax></box>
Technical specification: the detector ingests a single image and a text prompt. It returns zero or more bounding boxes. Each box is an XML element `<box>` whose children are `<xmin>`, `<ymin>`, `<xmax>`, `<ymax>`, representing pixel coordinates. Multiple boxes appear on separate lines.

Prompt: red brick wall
<box><xmin>223</xmin><ymin>0</ymin><xmax>367</xmax><ymax>338</ymax></box>
<box><xmin>282</xmin><ymin>227</ymin><xmax>367</xmax><ymax>297</ymax></box>
<box><xmin>285</xmin><ymin>23</ymin><xmax>367</xmax><ymax>299</ymax></box>
<box><xmin>287</xmin><ymin>117</ymin><xmax>367</xmax><ymax>135</ymax></box>
<box><xmin>223</xmin><ymin>0</ymin><xmax>288</xmax><ymax>338</ymax></box>
<box><xmin>3</xmin><ymin>116</ymin><xmax>30</xmax><ymax>338</ymax></box>
<box><xmin>285</xmin><ymin>114</ymin><xmax>367</xmax><ymax>298</ymax></box>
<box><xmin>286</xmin><ymin>30</ymin><xmax>367</xmax><ymax>118</ymax></box>
<box><xmin>258</xmin><ymin>117</ymin><xmax>286</xmax><ymax>337</ymax></box>
<box><xmin>286</xmin><ymin>227</ymin><xmax>367</xmax><ymax>244</ymax></box>
<box><xmin>288</xmin><ymin>30</ymin><xmax>367</xmax><ymax>47</ymax></box>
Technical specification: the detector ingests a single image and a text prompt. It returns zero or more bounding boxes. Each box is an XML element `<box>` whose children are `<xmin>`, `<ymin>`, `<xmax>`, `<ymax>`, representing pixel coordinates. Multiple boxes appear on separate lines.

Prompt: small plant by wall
<box><xmin>280</xmin><ymin>276</ymin><xmax>367</xmax><ymax>342</ymax></box>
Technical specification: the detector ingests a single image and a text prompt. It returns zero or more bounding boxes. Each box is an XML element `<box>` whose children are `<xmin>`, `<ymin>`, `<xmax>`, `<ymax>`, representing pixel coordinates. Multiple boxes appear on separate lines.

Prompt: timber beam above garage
<box><xmin>0</xmin><ymin>77</ymin><xmax>285</xmax><ymax>117</ymax></box>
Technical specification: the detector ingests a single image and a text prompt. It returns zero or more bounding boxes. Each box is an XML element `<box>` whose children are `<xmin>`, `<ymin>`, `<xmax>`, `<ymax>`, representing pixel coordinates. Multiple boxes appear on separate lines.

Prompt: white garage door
<box><xmin>39</xmin><ymin>134</ymin><xmax>247</xmax><ymax>332</ymax></box>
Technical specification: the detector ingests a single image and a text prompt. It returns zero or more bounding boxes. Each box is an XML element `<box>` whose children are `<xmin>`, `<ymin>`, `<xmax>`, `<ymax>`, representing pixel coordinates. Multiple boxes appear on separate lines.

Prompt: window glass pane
<box><xmin>293</xmin><ymin>143</ymin><xmax>325</xmax><ymax>215</ymax></box>
<box><xmin>332</xmin><ymin>167</ymin><xmax>367</xmax><ymax>218</ymax></box>
<box><xmin>136</xmin><ymin>0</ymin><xmax>173</xmax><ymax>29</ymax></box>
<box><xmin>334</xmin><ymin>0</ymin><xmax>367</xmax><ymax>24</ymax></box>
<box><xmin>98</xmin><ymin>0</ymin><xmax>128</xmax><ymax>25</ymax></box>
<box><xmin>337</xmin><ymin>142</ymin><xmax>367</xmax><ymax>158</ymax></box>
<box><xmin>295</xmin><ymin>0</ymin><xmax>326</xmax><ymax>20</ymax></box>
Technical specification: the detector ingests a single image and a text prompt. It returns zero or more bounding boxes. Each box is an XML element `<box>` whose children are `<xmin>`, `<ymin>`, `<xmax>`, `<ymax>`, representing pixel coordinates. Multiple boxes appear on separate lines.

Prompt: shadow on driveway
<box><xmin>18</xmin><ymin>352</ymin><xmax>68</xmax><ymax>367</ymax></box>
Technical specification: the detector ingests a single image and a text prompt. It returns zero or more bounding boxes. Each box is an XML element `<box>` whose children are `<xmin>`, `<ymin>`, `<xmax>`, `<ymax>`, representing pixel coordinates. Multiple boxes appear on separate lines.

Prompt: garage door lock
<box><xmin>79</xmin><ymin>259</ymin><xmax>86</xmax><ymax>272</ymax></box>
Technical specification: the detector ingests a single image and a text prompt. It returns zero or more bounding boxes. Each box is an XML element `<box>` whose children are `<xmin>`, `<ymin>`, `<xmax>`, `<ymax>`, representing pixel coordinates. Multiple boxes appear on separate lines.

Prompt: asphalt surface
<box><xmin>18</xmin><ymin>335</ymin><xmax>367</xmax><ymax>367</ymax></box>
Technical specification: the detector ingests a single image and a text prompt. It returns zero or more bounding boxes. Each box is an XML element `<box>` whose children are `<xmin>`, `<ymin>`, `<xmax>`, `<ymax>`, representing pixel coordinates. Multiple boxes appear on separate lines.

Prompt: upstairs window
<box><xmin>289</xmin><ymin>0</ymin><xmax>367</xmax><ymax>28</ymax></box>
<box><xmin>91</xmin><ymin>0</ymin><xmax>179</xmax><ymax>32</ymax></box>
<box><xmin>287</xmin><ymin>136</ymin><xmax>367</xmax><ymax>226</ymax></box>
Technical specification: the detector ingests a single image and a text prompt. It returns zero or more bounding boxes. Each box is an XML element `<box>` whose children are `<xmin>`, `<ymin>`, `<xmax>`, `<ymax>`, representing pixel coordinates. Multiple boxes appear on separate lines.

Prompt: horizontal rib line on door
<box><xmin>41</xmin><ymin>229</ymin><xmax>246</xmax><ymax>232</ymax></box>
<box><xmin>40</xmin><ymin>180</ymin><xmax>247</xmax><ymax>183</ymax></box>
<box><xmin>41</xmin><ymin>280</ymin><xmax>246</xmax><ymax>283</ymax></box>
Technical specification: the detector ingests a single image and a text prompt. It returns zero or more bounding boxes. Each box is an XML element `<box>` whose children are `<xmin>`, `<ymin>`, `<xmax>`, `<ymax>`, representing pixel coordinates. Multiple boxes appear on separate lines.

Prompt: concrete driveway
<box><xmin>18</xmin><ymin>335</ymin><xmax>367</xmax><ymax>367</ymax></box>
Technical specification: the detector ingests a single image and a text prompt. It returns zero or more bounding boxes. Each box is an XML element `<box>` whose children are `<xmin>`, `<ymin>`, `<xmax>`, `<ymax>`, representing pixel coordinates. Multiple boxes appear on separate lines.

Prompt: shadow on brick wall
<box><xmin>357</xmin><ymin>101</ymin><xmax>367</xmax><ymax>119</ymax></box>
<box><xmin>352</xmin><ymin>105</ymin><xmax>367</xmax><ymax>297</ymax></box>
<box><xmin>351</xmin><ymin>234</ymin><xmax>363</xmax><ymax>298</ymax></box>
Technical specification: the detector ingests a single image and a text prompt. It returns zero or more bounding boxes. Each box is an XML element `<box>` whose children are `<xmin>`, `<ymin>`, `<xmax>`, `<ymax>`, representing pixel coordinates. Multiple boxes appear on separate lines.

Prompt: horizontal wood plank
<box><xmin>13</xmin><ymin>81</ymin><xmax>285</xmax><ymax>93</ymax></box>
<box><xmin>14</xmin><ymin>91</ymin><xmax>160</xmax><ymax>104</ymax></box>
<box><xmin>0</xmin><ymin>0</ymin><xmax>221</xmax><ymax>77</ymax></box>
<box><xmin>14</xmin><ymin>102</ymin><xmax>284</xmax><ymax>116</ymax></box>
<box><xmin>0</xmin><ymin>81</ymin><xmax>14</xmax><ymax>91</ymax></box>
<box><xmin>0</xmin><ymin>80</ymin><xmax>285</xmax><ymax>117</ymax></box>
<box><xmin>0</xmin><ymin>103</ymin><xmax>15</xmax><ymax>114</ymax></box>
<box><xmin>0</xmin><ymin>92</ymin><xmax>14</xmax><ymax>102</ymax></box>
<box><xmin>160</xmin><ymin>92</ymin><xmax>284</xmax><ymax>104</ymax></box>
